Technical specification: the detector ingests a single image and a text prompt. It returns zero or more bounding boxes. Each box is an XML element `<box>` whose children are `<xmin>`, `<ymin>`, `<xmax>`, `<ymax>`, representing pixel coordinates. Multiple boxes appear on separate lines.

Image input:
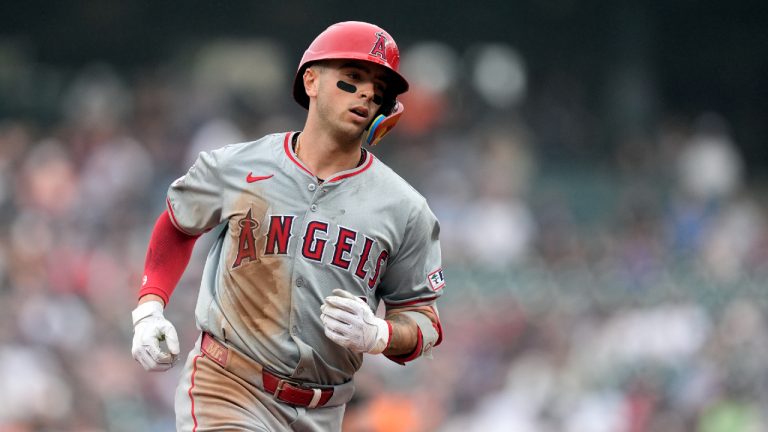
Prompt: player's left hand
<box><xmin>321</xmin><ymin>289</ymin><xmax>390</xmax><ymax>354</ymax></box>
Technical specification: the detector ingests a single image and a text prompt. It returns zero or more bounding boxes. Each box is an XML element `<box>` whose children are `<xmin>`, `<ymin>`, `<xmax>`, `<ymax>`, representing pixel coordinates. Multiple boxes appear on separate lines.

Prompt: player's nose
<box><xmin>358</xmin><ymin>84</ymin><xmax>372</xmax><ymax>98</ymax></box>
<box><xmin>357</xmin><ymin>83</ymin><xmax>378</xmax><ymax>103</ymax></box>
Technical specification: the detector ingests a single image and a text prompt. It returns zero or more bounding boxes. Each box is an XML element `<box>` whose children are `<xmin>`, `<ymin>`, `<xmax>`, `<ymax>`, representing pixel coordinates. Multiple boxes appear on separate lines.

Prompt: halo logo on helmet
<box><xmin>292</xmin><ymin>21</ymin><xmax>409</xmax><ymax>146</ymax></box>
<box><xmin>369</xmin><ymin>32</ymin><xmax>388</xmax><ymax>61</ymax></box>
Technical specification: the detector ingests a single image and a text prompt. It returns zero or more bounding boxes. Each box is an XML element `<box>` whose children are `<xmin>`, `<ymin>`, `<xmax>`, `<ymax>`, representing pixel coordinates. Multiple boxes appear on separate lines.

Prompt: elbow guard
<box><xmin>399</xmin><ymin>310</ymin><xmax>440</xmax><ymax>359</ymax></box>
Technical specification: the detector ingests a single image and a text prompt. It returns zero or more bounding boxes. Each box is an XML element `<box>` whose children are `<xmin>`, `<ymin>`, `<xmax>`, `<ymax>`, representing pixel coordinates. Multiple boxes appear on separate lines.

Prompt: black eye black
<box><xmin>372</xmin><ymin>95</ymin><xmax>383</xmax><ymax>105</ymax></box>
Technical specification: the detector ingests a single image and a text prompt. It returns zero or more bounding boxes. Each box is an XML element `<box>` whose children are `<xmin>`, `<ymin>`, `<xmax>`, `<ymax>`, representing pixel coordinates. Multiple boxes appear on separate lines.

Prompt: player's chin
<box><xmin>338</xmin><ymin>118</ymin><xmax>369</xmax><ymax>137</ymax></box>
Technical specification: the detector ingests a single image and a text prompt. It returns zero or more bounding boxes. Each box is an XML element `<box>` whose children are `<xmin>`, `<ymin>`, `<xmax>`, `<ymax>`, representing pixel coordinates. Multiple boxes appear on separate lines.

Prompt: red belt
<box><xmin>201</xmin><ymin>332</ymin><xmax>334</xmax><ymax>408</ymax></box>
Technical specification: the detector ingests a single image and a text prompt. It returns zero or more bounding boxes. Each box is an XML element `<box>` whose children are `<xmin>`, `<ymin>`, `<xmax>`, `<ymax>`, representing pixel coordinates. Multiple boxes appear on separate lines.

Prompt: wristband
<box><xmin>132</xmin><ymin>301</ymin><xmax>164</xmax><ymax>325</ymax></box>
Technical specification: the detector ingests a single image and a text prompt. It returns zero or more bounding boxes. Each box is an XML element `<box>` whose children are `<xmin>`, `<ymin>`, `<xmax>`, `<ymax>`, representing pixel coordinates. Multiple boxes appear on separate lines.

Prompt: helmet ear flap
<box><xmin>364</xmin><ymin>100</ymin><xmax>404</xmax><ymax>146</ymax></box>
<box><xmin>379</xmin><ymin>95</ymin><xmax>397</xmax><ymax>117</ymax></box>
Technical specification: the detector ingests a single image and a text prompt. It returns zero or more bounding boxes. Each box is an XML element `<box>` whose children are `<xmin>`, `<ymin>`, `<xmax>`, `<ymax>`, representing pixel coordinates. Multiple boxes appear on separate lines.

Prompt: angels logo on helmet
<box><xmin>369</xmin><ymin>32</ymin><xmax>388</xmax><ymax>60</ymax></box>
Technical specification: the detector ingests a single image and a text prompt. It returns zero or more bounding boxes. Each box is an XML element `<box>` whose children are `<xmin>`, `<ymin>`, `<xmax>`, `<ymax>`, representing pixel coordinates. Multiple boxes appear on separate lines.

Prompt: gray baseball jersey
<box><xmin>166</xmin><ymin>131</ymin><xmax>445</xmax><ymax>386</ymax></box>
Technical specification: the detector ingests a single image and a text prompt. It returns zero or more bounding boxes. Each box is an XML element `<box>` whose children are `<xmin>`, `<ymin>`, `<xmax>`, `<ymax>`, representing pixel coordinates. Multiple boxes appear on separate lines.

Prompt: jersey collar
<box><xmin>283</xmin><ymin>132</ymin><xmax>374</xmax><ymax>184</ymax></box>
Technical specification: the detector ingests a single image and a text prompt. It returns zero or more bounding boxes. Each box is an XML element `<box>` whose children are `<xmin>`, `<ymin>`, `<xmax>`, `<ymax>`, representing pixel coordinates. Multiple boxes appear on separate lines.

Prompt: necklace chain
<box><xmin>294</xmin><ymin>133</ymin><xmax>366</xmax><ymax>167</ymax></box>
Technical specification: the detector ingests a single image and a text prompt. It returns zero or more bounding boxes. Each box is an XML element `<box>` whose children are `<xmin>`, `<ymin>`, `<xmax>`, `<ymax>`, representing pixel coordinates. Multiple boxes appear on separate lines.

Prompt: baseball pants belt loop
<box><xmin>200</xmin><ymin>332</ymin><xmax>340</xmax><ymax>408</ymax></box>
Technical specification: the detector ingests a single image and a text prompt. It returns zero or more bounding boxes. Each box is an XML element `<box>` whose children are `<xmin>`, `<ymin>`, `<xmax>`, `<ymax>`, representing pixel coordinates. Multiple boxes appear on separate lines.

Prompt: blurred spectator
<box><xmin>676</xmin><ymin>113</ymin><xmax>743</xmax><ymax>203</ymax></box>
<box><xmin>0</xmin><ymin>345</ymin><xmax>73</xmax><ymax>424</ymax></box>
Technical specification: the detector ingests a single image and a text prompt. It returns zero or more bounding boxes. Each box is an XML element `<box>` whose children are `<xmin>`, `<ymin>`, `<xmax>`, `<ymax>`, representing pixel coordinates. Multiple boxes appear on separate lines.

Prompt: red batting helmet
<box><xmin>292</xmin><ymin>21</ymin><xmax>410</xmax><ymax>110</ymax></box>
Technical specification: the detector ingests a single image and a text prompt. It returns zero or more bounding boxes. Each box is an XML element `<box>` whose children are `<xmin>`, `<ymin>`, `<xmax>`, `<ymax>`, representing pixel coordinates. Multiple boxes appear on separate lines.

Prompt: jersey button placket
<box><xmin>310</xmin><ymin>204</ymin><xmax>318</xmax><ymax>212</ymax></box>
<box><xmin>308</xmin><ymin>183</ymin><xmax>316</xmax><ymax>191</ymax></box>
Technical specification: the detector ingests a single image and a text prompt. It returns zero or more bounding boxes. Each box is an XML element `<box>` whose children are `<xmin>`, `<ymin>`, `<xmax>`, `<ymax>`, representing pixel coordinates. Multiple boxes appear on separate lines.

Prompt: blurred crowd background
<box><xmin>2</xmin><ymin>1</ymin><xmax>768</xmax><ymax>431</ymax></box>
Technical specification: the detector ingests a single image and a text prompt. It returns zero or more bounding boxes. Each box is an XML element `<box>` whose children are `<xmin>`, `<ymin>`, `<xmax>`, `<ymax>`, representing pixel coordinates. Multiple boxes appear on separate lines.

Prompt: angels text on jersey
<box><xmin>232</xmin><ymin>211</ymin><xmax>389</xmax><ymax>290</ymax></box>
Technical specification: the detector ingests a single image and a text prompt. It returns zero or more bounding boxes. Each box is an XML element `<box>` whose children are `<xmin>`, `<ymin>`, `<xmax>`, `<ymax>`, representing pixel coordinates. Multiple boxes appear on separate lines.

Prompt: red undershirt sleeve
<box><xmin>137</xmin><ymin>210</ymin><xmax>200</xmax><ymax>305</ymax></box>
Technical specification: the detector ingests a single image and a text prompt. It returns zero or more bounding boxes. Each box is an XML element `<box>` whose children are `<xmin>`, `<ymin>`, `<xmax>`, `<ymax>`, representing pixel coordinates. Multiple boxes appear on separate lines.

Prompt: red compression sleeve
<box><xmin>138</xmin><ymin>210</ymin><xmax>200</xmax><ymax>305</ymax></box>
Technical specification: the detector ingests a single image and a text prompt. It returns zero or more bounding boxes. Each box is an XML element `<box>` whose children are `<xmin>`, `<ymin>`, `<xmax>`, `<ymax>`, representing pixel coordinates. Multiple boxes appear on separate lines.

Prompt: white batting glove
<box><xmin>131</xmin><ymin>301</ymin><xmax>180</xmax><ymax>371</ymax></box>
<box><xmin>321</xmin><ymin>289</ymin><xmax>390</xmax><ymax>354</ymax></box>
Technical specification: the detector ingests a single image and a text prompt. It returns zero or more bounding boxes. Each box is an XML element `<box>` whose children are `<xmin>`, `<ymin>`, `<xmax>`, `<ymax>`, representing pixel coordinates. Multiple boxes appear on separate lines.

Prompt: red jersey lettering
<box><xmin>368</xmin><ymin>249</ymin><xmax>389</xmax><ymax>288</ymax></box>
<box><xmin>265</xmin><ymin>215</ymin><xmax>294</xmax><ymax>255</ymax></box>
<box><xmin>232</xmin><ymin>210</ymin><xmax>260</xmax><ymax>268</ymax></box>
<box><xmin>302</xmin><ymin>221</ymin><xmax>329</xmax><ymax>261</ymax></box>
<box><xmin>355</xmin><ymin>237</ymin><xmax>374</xmax><ymax>280</ymax></box>
<box><xmin>331</xmin><ymin>227</ymin><xmax>357</xmax><ymax>270</ymax></box>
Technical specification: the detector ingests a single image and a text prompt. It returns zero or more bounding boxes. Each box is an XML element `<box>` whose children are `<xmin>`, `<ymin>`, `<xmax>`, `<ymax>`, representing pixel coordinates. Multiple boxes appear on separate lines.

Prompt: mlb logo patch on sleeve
<box><xmin>428</xmin><ymin>268</ymin><xmax>446</xmax><ymax>291</ymax></box>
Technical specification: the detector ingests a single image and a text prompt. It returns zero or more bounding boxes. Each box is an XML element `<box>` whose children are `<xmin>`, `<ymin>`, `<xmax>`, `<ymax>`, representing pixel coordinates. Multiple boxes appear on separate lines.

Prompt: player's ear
<box><xmin>303</xmin><ymin>66</ymin><xmax>321</xmax><ymax>99</ymax></box>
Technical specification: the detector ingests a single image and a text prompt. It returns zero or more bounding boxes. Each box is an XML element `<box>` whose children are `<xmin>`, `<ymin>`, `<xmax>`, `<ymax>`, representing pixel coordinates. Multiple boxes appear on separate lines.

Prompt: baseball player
<box><xmin>131</xmin><ymin>21</ymin><xmax>445</xmax><ymax>431</ymax></box>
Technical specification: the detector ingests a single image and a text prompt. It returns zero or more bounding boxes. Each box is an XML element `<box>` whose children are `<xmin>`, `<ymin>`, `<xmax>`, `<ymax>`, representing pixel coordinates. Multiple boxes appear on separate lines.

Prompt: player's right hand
<box><xmin>131</xmin><ymin>300</ymin><xmax>180</xmax><ymax>371</ymax></box>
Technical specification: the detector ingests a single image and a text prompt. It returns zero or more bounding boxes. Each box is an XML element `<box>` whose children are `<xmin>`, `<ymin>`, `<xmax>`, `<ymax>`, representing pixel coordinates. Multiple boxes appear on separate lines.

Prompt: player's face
<box><xmin>313</xmin><ymin>60</ymin><xmax>389</xmax><ymax>140</ymax></box>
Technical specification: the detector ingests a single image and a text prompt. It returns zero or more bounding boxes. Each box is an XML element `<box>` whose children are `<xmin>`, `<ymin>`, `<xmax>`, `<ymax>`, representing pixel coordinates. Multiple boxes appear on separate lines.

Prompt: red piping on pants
<box><xmin>188</xmin><ymin>354</ymin><xmax>203</xmax><ymax>431</ymax></box>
